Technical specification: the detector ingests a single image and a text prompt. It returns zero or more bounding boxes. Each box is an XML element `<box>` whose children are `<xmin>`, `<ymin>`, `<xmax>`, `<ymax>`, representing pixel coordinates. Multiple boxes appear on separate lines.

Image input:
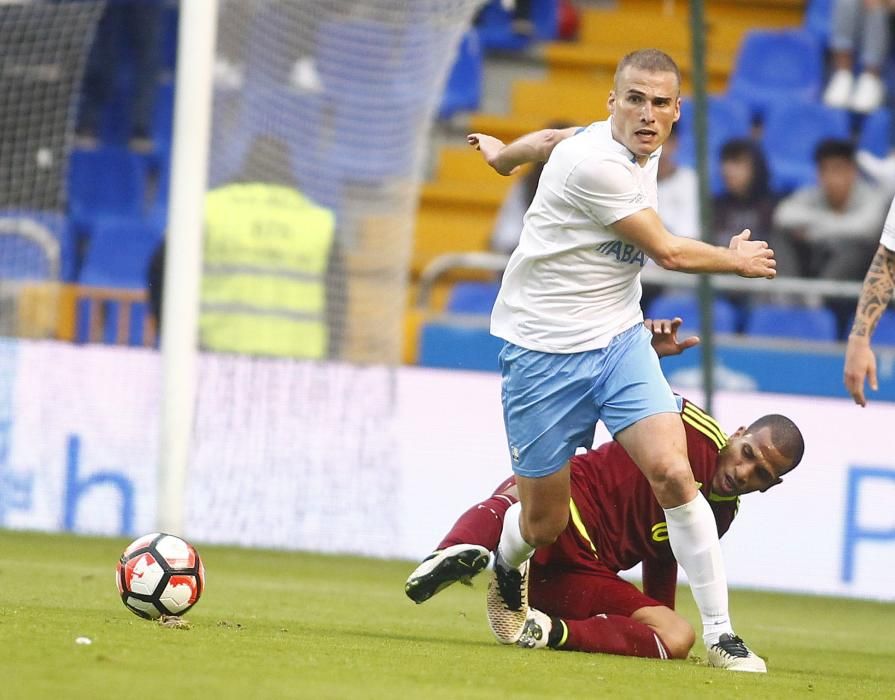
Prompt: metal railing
<box><xmin>416</xmin><ymin>251</ymin><xmax>869</xmax><ymax>311</ymax></box>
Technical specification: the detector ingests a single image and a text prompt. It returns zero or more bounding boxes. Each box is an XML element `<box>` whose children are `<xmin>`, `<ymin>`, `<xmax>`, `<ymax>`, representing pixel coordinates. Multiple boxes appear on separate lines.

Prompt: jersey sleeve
<box><xmin>563</xmin><ymin>155</ymin><xmax>651</xmax><ymax>227</ymax></box>
<box><xmin>880</xmin><ymin>194</ymin><xmax>895</xmax><ymax>252</ymax></box>
<box><xmin>641</xmin><ymin>556</ymin><xmax>677</xmax><ymax>609</ymax></box>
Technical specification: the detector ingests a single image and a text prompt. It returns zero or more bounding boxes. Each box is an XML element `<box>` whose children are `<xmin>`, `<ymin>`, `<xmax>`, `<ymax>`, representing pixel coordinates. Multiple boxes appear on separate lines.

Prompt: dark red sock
<box><xmin>436</xmin><ymin>494</ymin><xmax>516</xmax><ymax>551</ymax></box>
<box><xmin>557</xmin><ymin>614</ymin><xmax>670</xmax><ymax>659</ymax></box>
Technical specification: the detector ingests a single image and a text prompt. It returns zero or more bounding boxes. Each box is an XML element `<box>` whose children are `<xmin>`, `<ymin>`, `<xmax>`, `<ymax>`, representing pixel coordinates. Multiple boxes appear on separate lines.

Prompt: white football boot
<box><xmin>486</xmin><ymin>552</ymin><xmax>529</xmax><ymax>644</ymax></box>
<box><xmin>707</xmin><ymin>633</ymin><xmax>768</xmax><ymax>673</ymax></box>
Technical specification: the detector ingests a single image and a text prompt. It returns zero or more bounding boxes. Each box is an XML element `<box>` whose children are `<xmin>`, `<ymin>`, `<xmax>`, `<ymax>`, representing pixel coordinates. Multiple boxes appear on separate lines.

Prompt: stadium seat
<box><xmin>0</xmin><ymin>211</ymin><xmax>74</xmax><ymax>281</ymax></box>
<box><xmin>151</xmin><ymin>80</ymin><xmax>175</xmax><ymax>150</ymax></box>
<box><xmin>726</xmin><ymin>29</ymin><xmax>824</xmax><ymax>123</ymax></box>
<box><xmin>675</xmin><ymin>96</ymin><xmax>752</xmax><ymax>193</ymax></box>
<box><xmin>446</xmin><ymin>281</ymin><xmax>500</xmax><ymax>314</ymax></box>
<box><xmin>646</xmin><ymin>293</ymin><xmax>739</xmax><ymax>334</ymax></box>
<box><xmin>804</xmin><ymin>0</ymin><xmax>834</xmax><ymax>45</ymax></box>
<box><xmin>78</xmin><ymin>214</ymin><xmax>163</xmax><ymax>289</ymax></box>
<box><xmin>762</xmin><ymin>102</ymin><xmax>851</xmax><ymax>193</ymax></box>
<box><xmin>858</xmin><ymin>109</ymin><xmax>891</xmax><ymax>158</ymax></box>
<box><xmin>67</xmin><ymin>147</ymin><xmax>151</xmax><ymax>226</ymax></box>
<box><xmin>438</xmin><ymin>30</ymin><xmax>483</xmax><ymax>119</ymax></box>
<box><xmin>475</xmin><ymin>0</ymin><xmax>558</xmax><ymax>52</ymax></box>
<box><xmin>744</xmin><ymin>304</ymin><xmax>837</xmax><ymax>341</ymax></box>
<box><xmin>418</xmin><ymin>321</ymin><xmax>504</xmax><ymax>371</ymax></box>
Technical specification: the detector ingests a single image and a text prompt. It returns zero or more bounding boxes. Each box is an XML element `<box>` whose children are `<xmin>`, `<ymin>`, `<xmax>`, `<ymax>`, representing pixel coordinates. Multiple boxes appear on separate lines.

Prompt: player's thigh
<box><xmin>499</xmin><ymin>342</ymin><xmax>599</xmax><ymax>479</ymax></box>
<box><xmin>593</xmin><ymin>323</ymin><xmax>680</xmax><ymax>438</ymax></box>
<box><xmin>631</xmin><ymin>605</ymin><xmax>696</xmax><ymax>659</ymax></box>
<box><xmin>615</xmin><ymin>412</ymin><xmax>697</xmax><ymax>507</ymax></box>
<box><xmin>530</xmin><ymin>563</ymin><xmax>659</xmax><ymax>620</ymax></box>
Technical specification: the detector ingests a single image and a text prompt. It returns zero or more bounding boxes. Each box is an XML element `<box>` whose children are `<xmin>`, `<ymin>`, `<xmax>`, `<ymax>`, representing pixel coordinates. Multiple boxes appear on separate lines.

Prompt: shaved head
<box><xmin>746</xmin><ymin>414</ymin><xmax>805</xmax><ymax>474</ymax></box>
<box><xmin>614</xmin><ymin>48</ymin><xmax>681</xmax><ymax>94</ymax></box>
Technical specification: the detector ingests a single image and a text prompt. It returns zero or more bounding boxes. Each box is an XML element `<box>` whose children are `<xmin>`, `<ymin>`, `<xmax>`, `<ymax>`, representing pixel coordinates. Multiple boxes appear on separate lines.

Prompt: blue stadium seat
<box><xmin>447</xmin><ymin>281</ymin><xmax>501</xmax><ymax>314</ymax></box>
<box><xmin>475</xmin><ymin>0</ymin><xmax>558</xmax><ymax>52</ymax></box>
<box><xmin>675</xmin><ymin>96</ymin><xmax>752</xmax><ymax>193</ymax></box>
<box><xmin>439</xmin><ymin>30</ymin><xmax>483</xmax><ymax>119</ymax></box>
<box><xmin>68</xmin><ymin>147</ymin><xmax>151</xmax><ymax>227</ymax></box>
<box><xmin>419</xmin><ymin>322</ymin><xmax>503</xmax><ymax>371</ymax></box>
<box><xmin>152</xmin><ymin>81</ymin><xmax>175</xmax><ymax>149</ymax></box>
<box><xmin>646</xmin><ymin>293</ymin><xmax>739</xmax><ymax>334</ymax></box>
<box><xmin>727</xmin><ymin>30</ymin><xmax>824</xmax><ymax>123</ymax></box>
<box><xmin>804</xmin><ymin>0</ymin><xmax>835</xmax><ymax>45</ymax></box>
<box><xmin>0</xmin><ymin>211</ymin><xmax>75</xmax><ymax>281</ymax></box>
<box><xmin>78</xmin><ymin>215</ymin><xmax>163</xmax><ymax>289</ymax></box>
<box><xmin>858</xmin><ymin>108</ymin><xmax>891</xmax><ymax>158</ymax></box>
<box><xmin>745</xmin><ymin>304</ymin><xmax>837</xmax><ymax>341</ymax></box>
<box><xmin>762</xmin><ymin>102</ymin><xmax>851</xmax><ymax>193</ymax></box>
<box><xmin>870</xmin><ymin>312</ymin><xmax>895</xmax><ymax>345</ymax></box>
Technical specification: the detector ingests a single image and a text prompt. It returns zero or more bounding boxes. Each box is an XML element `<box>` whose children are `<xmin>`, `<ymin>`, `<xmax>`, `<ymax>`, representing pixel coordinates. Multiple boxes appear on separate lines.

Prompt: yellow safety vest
<box><xmin>200</xmin><ymin>183</ymin><xmax>335</xmax><ymax>358</ymax></box>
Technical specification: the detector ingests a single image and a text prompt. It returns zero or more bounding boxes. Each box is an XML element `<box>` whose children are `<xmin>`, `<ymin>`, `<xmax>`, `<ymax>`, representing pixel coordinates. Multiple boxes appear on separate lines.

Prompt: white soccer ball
<box><xmin>116</xmin><ymin>533</ymin><xmax>206</xmax><ymax>620</ymax></box>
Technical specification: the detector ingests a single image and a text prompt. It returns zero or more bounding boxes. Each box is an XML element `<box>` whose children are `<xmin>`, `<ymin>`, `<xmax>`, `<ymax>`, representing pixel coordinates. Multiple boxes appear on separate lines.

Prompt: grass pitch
<box><xmin>1</xmin><ymin>531</ymin><xmax>892</xmax><ymax>699</ymax></box>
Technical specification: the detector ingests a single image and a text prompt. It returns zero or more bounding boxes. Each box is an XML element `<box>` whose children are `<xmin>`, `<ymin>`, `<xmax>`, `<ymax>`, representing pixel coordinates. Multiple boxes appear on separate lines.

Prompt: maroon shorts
<box><xmin>490</xmin><ymin>475</ymin><xmax>662</xmax><ymax>619</ymax></box>
<box><xmin>529</xmin><ymin>515</ymin><xmax>662</xmax><ymax>619</ymax></box>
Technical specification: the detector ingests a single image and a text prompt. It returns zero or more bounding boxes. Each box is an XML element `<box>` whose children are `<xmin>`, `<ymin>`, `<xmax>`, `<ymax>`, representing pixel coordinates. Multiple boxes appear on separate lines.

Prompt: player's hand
<box><xmin>844</xmin><ymin>334</ymin><xmax>878</xmax><ymax>406</ymax></box>
<box><xmin>729</xmin><ymin>229</ymin><xmax>776</xmax><ymax>279</ymax></box>
<box><xmin>645</xmin><ymin>317</ymin><xmax>700</xmax><ymax>358</ymax></box>
<box><xmin>467</xmin><ymin>133</ymin><xmax>517</xmax><ymax>175</ymax></box>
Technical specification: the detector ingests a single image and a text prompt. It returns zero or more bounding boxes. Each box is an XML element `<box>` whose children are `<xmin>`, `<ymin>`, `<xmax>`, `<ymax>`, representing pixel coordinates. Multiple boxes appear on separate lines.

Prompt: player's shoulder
<box><xmin>557</xmin><ymin>121</ymin><xmax>629</xmax><ymax>162</ymax></box>
<box><xmin>679</xmin><ymin>397</ymin><xmax>728</xmax><ymax>453</ymax></box>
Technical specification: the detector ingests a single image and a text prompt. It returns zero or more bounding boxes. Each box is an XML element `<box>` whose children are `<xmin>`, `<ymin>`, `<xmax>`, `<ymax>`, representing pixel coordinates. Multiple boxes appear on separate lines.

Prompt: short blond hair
<box><xmin>614</xmin><ymin>49</ymin><xmax>681</xmax><ymax>92</ymax></box>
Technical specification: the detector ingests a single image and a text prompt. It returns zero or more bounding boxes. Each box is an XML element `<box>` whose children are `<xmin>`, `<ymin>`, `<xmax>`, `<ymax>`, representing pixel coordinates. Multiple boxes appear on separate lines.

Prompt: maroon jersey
<box><xmin>534</xmin><ymin>398</ymin><xmax>739</xmax><ymax>609</ymax></box>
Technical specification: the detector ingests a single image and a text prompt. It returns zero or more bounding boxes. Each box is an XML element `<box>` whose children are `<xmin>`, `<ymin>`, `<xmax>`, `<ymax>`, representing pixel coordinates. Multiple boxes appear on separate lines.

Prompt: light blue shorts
<box><xmin>499</xmin><ymin>324</ymin><xmax>678</xmax><ymax>479</ymax></box>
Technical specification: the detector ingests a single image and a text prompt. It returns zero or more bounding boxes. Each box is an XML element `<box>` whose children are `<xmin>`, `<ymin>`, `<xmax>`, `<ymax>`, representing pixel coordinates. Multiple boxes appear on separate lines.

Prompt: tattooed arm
<box><xmin>844</xmin><ymin>244</ymin><xmax>895</xmax><ymax>406</ymax></box>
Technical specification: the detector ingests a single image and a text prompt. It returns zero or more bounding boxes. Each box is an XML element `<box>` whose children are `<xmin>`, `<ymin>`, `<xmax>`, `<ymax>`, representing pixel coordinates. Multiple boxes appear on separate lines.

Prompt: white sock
<box><xmin>663</xmin><ymin>493</ymin><xmax>733</xmax><ymax>646</ymax></box>
<box><xmin>497</xmin><ymin>501</ymin><xmax>535</xmax><ymax>569</ymax></box>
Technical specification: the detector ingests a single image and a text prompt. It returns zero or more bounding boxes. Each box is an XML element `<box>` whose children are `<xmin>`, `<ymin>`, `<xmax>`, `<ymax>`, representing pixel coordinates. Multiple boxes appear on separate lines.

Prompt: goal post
<box><xmin>157</xmin><ymin>0</ymin><xmax>219</xmax><ymax>535</ymax></box>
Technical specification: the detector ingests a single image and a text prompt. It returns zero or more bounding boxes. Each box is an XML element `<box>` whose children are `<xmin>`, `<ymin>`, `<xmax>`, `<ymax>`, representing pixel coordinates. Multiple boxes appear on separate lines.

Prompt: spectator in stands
<box><xmin>712</xmin><ymin>139</ymin><xmax>777</xmax><ymax>247</ymax></box>
<box><xmin>656</xmin><ymin>127</ymin><xmax>699</xmax><ymax>240</ymax></box>
<box><xmin>490</xmin><ymin>120</ymin><xmax>575</xmax><ymax>255</ymax></box>
<box><xmin>147</xmin><ymin>135</ymin><xmax>344</xmax><ymax>358</ymax></box>
<box><xmin>75</xmin><ymin>0</ymin><xmax>163</xmax><ymax>152</ymax></box>
<box><xmin>772</xmin><ymin>139</ymin><xmax>889</xmax><ymax>332</ymax></box>
<box><xmin>823</xmin><ymin>0</ymin><xmax>892</xmax><ymax>114</ymax></box>
<box><xmin>640</xmin><ymin>127</ymin><xmax>700</xmax><ymax>312</ymax></box>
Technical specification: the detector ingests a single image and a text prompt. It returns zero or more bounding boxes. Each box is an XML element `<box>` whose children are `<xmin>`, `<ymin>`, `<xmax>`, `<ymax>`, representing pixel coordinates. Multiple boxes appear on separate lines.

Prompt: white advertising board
<box><xmin>3</xmin><ymin>340</ymin><xmax>893</xmax><ymax>601</ymax></box>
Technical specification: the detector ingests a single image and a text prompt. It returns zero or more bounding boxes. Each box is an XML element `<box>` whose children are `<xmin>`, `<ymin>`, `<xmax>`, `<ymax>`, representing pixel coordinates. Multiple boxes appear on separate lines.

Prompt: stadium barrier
<box><xmin>2</xmin><ymin>338</ymin><xmax>893</xmax><ymax>602</ymax></box>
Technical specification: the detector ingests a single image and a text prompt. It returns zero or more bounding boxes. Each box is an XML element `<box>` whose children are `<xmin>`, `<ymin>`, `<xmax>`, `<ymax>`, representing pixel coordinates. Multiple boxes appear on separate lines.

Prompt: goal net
<box><xmin>0</xmin><ymin>1</ymin><xmax>104</xmax><ymax>337</ymax></box>
<box><xmin>2</xmin><ymin>0</ymin><xmax>485</xmax><ymax>558</ymax></box>
<box><xmin>182</xmin><ymin>0</ymin><xmax>485</xmax><ymax>553</ymax></box>
<box><xmin>204</xmin><ymin>0</ymin><xmax>483</xmax><ymax>364</ymax></box>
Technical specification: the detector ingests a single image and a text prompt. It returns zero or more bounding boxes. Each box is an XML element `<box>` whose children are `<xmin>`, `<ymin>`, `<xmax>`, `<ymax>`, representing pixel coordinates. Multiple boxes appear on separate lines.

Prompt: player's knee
<box><xmin>659</xmin><ymin>620</ymin><xmax>696</xmax><ymax>660</ymax></box>
<box><xmin>645</xmin><ymin>459</ymin><xmax>696</xmax><ymax>506</ymax></box>
<box><xmin>521</xmin><ymin>508</ymin><xmax>568</xmax><ymax>548</ymax></box>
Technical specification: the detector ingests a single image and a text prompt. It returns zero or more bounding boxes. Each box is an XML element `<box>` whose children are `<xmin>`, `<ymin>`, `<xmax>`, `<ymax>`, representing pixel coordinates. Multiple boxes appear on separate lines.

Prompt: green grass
<box><xmin>0</xmin><ymin>531</ymin><xmax>892</xmax><ymax>699</ymax></box>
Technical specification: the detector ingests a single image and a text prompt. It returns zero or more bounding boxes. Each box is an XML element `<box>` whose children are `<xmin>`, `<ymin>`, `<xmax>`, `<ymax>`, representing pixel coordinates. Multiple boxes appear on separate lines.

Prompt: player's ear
<box><xmin>759</xmin><ymin>477</ymin><xmax>783</xmax><ymax>493</ymax></box>
<box><xmin>608</xmin><ymin>90</ymin><xmax>616</xmax><ymax>115</ymax></box>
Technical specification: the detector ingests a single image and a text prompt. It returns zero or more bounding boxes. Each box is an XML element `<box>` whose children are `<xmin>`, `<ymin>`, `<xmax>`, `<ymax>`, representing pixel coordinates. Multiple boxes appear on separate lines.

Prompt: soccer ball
<box><xmin>116</xmin><ymin>533</ymin><xmax>205</xmax><ymax>620</ymax></box>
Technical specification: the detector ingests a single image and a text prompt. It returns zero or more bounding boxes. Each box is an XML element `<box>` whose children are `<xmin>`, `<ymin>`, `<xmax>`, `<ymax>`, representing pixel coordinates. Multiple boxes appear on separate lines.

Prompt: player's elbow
<box><xmin>537</xmin><ymin>128</ymin><xmax>567</xmax><ymax>161</ymax></box>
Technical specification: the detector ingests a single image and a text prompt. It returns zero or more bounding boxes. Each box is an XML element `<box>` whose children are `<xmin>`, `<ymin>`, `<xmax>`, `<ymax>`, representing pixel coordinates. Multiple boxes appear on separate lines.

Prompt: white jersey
<box><xmin>491</xmin><ymin>118</ymin><xmax>659</xmax><ymax>353</ymax></box>
<box><xmin>881</xmin><ymin>193</ymin><xmax>895</xmax><ymax>252</ymax></box>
